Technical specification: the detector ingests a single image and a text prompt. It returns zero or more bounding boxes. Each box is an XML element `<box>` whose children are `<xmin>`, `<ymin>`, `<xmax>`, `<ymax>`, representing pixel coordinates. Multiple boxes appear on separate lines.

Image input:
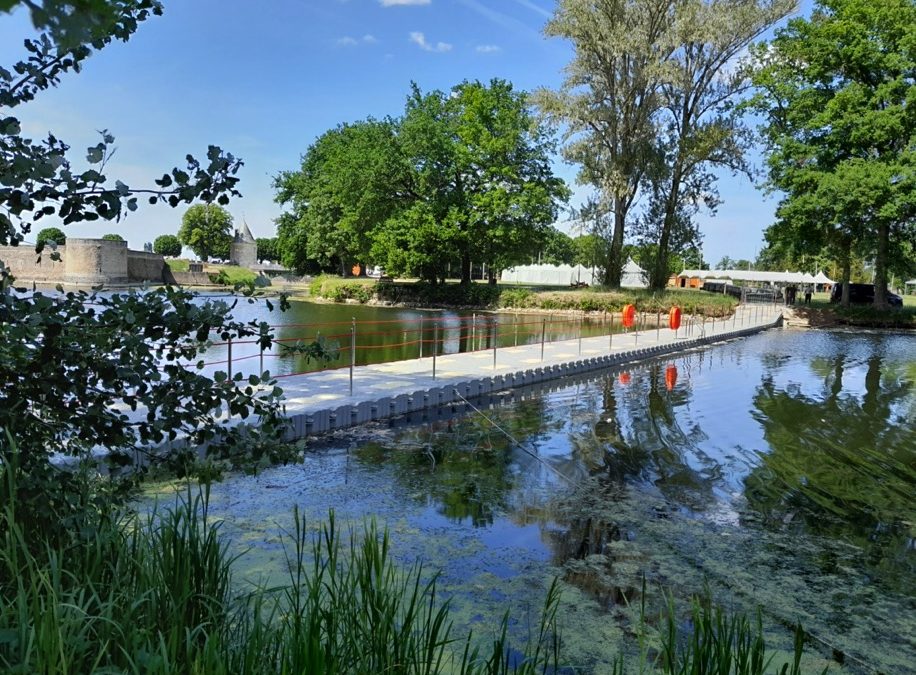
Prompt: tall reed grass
<box><xmin>0</xmin><ymin>453</ymin><xmax>821</xmax><ymax>673</ymax></box>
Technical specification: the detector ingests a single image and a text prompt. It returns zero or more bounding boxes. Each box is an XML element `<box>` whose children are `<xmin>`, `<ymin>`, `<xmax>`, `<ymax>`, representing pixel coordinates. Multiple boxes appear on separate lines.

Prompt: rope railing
<box><xmin>183</xmin><ymin>299</ymin><xmax>782</xmax><ymax>393</ymax></box>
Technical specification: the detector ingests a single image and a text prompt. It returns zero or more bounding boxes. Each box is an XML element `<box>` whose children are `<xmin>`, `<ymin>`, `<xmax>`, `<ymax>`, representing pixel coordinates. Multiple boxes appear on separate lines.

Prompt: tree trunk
<box><xmin>487</xmin><ymin>267</ymin><xmax>497</xmax><ymax>285</ymax></box>
<box><xmin>873</xmin><ymin>219</ymin><xmax>889</xmax><ymax>309</ymax></box>
<box><xmin>460</xmin><ymin>253</ymin><xmax>472</xmax><ymax>285</ymax></box>
<box><xmin>604</xmin><ymin>203</ymin><xmax>626</xmax><ymax>288</ymax></box>
<box><xmin>840</xmin><ymin>249</ymin><xmax>851</xmax><ymax>307</ymax></box>
<box><xmin>653</xmin><ymin>168</ymin><xmax>682</xmax><ymax>291</ymax></box>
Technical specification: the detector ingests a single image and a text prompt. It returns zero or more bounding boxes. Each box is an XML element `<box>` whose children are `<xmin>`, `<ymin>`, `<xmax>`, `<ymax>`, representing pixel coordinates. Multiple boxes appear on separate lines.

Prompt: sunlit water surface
<box><xmin>148</xmin><ymin>328</ymin><xmax>915</xmax><ymax>673</ymax></box>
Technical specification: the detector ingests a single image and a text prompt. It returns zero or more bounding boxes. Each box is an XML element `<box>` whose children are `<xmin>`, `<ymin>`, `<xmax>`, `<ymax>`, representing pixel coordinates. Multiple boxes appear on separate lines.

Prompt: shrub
<box><xmin>154</xmin><ymin>234</ymin><xmax>183</xmax><ymax>257</ymax></box>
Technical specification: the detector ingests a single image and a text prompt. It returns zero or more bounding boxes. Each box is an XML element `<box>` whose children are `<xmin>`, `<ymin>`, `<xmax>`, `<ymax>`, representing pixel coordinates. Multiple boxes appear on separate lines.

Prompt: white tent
<box><xmin>621</xmin><ymin>258</ymin><xmax>648</xmax><ymax>288</ymax></box>
<box><xmin>502</xmin><ymin>264</ymin><xmax>598</xmax><ymax>286</ymax></box>
<box><xmin>678</xmin><ymin>268</ymin><xmax>829</xmax><ymax>285</ymax></box>
<box><xmin>813</xmin><ymin>270</ymin><xmax>835</xmax><ymax>285</ymax></box>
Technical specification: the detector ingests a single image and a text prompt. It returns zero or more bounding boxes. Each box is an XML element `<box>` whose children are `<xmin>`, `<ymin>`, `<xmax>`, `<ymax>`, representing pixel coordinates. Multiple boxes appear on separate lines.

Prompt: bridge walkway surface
<box><xmin>278</xmin><ymin>304</ymin><xmax>783</xmax><ymax>439</ymax></box>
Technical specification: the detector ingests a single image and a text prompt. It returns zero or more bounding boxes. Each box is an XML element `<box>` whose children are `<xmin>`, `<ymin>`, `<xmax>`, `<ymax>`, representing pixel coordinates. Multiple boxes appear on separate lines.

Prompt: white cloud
<box><xmin>336</xmin><ymin>34</ymin><xmax>378</xmax><ymax>47</ymax></box>
<box><xmin>475</xmin><ymin>44</ymin><xmax>501</xmax><ymax>53</ymax></box>
<box><xmin>409</xmin><ymin>31</ymin><xmax>452</xmax><ymax>52</ymax></box>
<box><xmin>380</xmin><ymin>0</ymin><xmax>430</xmax><ymax>6</ymax></box>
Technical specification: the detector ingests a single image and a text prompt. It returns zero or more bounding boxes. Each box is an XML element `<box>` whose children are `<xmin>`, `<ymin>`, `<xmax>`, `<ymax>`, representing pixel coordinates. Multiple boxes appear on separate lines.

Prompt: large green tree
<box><xmin>387</xmin><ymin>80</ymin><xmax>569</xmax><ymax>284</ymax></box>
<box><xmin>749</xmin><ymin>0</ymin><xmax>916</xmax><ymax>307</ymax></box>
<box><xmin>178</xmin><ymin>203</ymin><xmax>233</xmax><ymax>262</ymax></box>
<box><xmin>647</xmin><ymin>0</ymin><xmax>794</xmax><ymax>289</ymax></box>
<box><xmin>276</xmin><ymin>80</ymin><xmax>568</xmax><ymax>284</ymax></box>
<box><xmin>537</xmin><ymin>0</ymin><xmax>668</xmax><ymax>287</ymax></box>
<box><xmin>274</xmin><ymin>119</ymin><xmax>405</xmax><ymax>276</ymax></box>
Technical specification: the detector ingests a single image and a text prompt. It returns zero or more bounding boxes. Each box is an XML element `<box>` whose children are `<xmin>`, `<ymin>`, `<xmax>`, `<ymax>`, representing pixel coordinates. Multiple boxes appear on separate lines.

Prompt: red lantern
<box><xmin>668</xmin><ymin>306</ymin><xmax>682</xmax><ymax>331</ymax></box>
<box><xmin>665</xmin><ymin>365</ymin><xmax>678</xmax><ymax>391</ymax></box>
<box><xmin>622</xmin><ymin>304</ymin><xmax>636</xmax><ymax>328</ymax></box>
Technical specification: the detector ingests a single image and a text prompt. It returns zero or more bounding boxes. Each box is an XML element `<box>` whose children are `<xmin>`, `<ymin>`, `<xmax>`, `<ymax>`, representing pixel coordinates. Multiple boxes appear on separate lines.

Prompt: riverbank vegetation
<box><xmin>307</xmin><ymin>275</ymin><xmax>738</xmax><ymax>315</ymax></box>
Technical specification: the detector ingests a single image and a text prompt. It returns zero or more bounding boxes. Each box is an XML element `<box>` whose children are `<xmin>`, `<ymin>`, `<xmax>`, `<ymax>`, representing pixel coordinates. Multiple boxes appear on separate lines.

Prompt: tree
<box><xmin>256</xmin><ymin>237</ymin><xmax>280</xmax><ymax>263</ymax></box>
<box><xmin>101</xmin><ymin>233</ymin><xmax>124</xmax><ymax>241</ymax></box>
<box><xmin>274</xmin><ymin>119</ymin><xmax>405</xmax><ymax>276</ymax></box>
<box><xmin>178</xmin><ymin>203</ymin><xmax>233</xmax><ymax>262</ymax></box>
<box><xmin>647</xmin><ymin>0</ymin><xmax>794</xmax><ymax>289</ymax></box>
<box><xmin>749</xmin><ymin>0</ymin><xmax>916</xmax><ymax>307</ymax></box>
<box><xmin>537</xmin><ymin>0</ymin><xmax>669</xmax><ymax>287</ymax></box>
<box><xmin>540</xmin><ymin>227</ymin><xmax>576</xmax><ymax>265</ymax></box>
<box><xmin>390</xmin><ymin>80</ymin><xmax>569</xmax><ymax>284</ymax></box>
<box><xmin>153</xmin><ymin>233</ymin><xmax>182</xmax><ymax>257</ymax></box>
<box><xmin>716</xmin><ymin>256</ymin><xmax>736</xmax><ymax>270</ymax></box>
<box><xmin>35</xmin><ymin>226</ymin><xmax>66</xmax><ymax>246</ymax></box>
<box><xmin>0</xmin><ymin>0</ymin><xmax>294</xmax><ymax>532</ymax></box>
<box><xmin>277</xmin><ymin>81</ymin><xmax>568</xmax><ymax>284</ymax></box>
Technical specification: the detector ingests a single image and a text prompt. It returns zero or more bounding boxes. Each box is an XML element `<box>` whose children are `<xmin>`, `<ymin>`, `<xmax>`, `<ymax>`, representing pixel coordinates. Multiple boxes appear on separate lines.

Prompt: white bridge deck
<box><xmin>277</xmin><ymin>304</ymin><xmax>783</xmax><ymax>438</ymax></box>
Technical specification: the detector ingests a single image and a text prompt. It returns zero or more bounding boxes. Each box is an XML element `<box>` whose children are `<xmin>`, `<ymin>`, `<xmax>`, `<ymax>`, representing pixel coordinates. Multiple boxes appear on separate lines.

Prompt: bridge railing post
<box><xmin>492</xmin><ymin>318</ymin><xmax>497</xmax><ymax>369</ymax></box>
<box><xmin>418</xmin><ymin>315</ymin><xmax>424</xmax><ymax>359</ymax></box>
<box><xmin>432</xmin><ymin>321</ymin><xmax>438</xmax><ymax>380</ymax></box>
<box><xmin>540</xmin><ymin>316</ymin><xmax>546</xmax><ymax>361</ymax></box>
<box><xmin>349</xmin><ymin>318</ymin><xmax>355</xmax><ymax>395</ymax></box>
<box><xmin>227</xmin><ymin>336</ymin><xmax>232</xmax><ymax>379</ymax></box>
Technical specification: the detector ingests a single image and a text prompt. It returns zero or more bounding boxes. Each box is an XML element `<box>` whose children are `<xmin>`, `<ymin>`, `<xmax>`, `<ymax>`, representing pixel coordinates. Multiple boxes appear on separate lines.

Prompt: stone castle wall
<box><xmin>127</xmin><ymin>251</ymin><xmax>166</xmax><ymax>283</ymax></box>
<box><xmin>0</xmin><ymin>238</ymin><xmax>166</xmax><ymax>285</ymax></box>
<box><xmin>0</xmin><ymin>245</ymin><xmax>66</xmax><ymax>282</ymax></box>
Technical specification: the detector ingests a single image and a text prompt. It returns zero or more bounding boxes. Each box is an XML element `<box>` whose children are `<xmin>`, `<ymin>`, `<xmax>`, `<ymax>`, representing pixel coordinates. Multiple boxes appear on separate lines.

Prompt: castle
<box><xmin>0</xmin><ymin>238</ymin><xmax>167</xmax><ymax>286</ymax></box>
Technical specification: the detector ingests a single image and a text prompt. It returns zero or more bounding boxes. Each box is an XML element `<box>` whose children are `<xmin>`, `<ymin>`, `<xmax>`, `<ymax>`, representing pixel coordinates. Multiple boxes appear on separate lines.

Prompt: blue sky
<box><xmin>0</xmin><ymin>0</ymin><xmax>811</xmax><ymax>265</ymax></box>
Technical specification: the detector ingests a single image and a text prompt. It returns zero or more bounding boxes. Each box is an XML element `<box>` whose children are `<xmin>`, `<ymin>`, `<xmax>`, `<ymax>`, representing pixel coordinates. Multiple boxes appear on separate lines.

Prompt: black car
<box><xmin>830</xmin><ymin>283</ymin><xmax>903</xmax><ymax>307</ymax></box>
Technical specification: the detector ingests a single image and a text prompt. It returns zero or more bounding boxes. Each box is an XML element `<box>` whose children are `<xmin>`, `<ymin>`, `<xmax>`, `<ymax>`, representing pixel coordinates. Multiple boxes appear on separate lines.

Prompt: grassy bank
<box><xmin>0</xmin><ymin>478</ymin><xmax>820</xmax><ymax>673</ymax></box>
<box><xmin>308</xmin><ymin>276</ymin><xmax>739</xmax><ymax>316</ymax></box>
<box><xmin>795</xmin><ymin>295</ymin><xmax>916</xmax><ymax>329</ymax></box>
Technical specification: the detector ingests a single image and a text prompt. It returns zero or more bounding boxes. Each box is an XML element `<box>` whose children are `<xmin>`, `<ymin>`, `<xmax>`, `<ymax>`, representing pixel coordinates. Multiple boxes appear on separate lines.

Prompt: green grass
<box><xmin>210</xmin><ymin>265</ymin><xmax>259</xmax><ymax>287</ymax></box>
<box><xmin>803</xmin><ymin>295</ymin><xmax>916</xmax><ymax>328</ymax></box>
<box><xmin>165</xmin><ymin>258</ymin><xmax>190</xmax><ymax>273</ymax></box>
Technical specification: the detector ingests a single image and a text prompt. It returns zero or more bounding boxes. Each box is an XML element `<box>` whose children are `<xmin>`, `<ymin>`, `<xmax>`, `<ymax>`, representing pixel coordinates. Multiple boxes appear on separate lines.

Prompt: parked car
<box><xmin>830</xmin><ymin>282</ymin><xmax>903</xmax><ymax>307</ymax></box>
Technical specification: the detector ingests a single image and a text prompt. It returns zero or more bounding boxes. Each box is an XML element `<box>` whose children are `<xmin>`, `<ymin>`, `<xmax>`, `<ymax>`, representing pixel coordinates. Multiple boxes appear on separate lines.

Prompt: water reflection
<box><xmin>174</xmin><ymin>329</ymin><xmax>915</xmax><ymax>673</ymax></box>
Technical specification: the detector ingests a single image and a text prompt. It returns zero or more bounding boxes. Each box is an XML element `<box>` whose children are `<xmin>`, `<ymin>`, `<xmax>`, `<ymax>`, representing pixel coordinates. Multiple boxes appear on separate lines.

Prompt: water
<box><xmin>149</xmin><ymin>328</ymin><xmax>915</xmax><ymax>673</ymax></box>
<box><xmin>198</xmin><ymin>294</ymin><xmax>651</xmax><ymax>377</ymax></box>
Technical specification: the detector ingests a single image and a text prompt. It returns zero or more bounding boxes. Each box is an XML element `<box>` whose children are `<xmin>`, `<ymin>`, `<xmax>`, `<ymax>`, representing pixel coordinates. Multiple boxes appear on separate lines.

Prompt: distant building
<box><xmin>230</xmin><ymin>220</ymin><xmax>257</xmax><ymax>268</ymax></box>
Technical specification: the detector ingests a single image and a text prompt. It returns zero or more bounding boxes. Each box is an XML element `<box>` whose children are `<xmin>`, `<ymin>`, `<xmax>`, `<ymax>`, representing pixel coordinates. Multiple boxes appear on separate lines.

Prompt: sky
<box><xmin>0</xmin><ymin>0</ymin><xmax>813</xmax><ymax>265</ymax></box>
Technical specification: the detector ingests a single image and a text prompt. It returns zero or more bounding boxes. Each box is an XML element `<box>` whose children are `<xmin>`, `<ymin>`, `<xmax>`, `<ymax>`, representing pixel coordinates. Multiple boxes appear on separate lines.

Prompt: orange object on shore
<box><xmin>665</xmin><ymin>365</ymin><xmax>678</xmax><ymax>391</ymax></box>
<box><xmin>668</xmin><ymin>306</ymin><xmax>682</xmax><ymax>330</ymax></box>
<box><xmin>619</xmin><ymin>372</ymin><xmax>631</xmax><ymax>385</ymax></box>
<box><xmin>352</xmin><ymin>264</ymin><xmax>362</xmax><ymax>276</ymax></box>
<box><xmin>622</xmin><ymin>304</ymin><xmax>636</xmax><ymax>328</ymax></box>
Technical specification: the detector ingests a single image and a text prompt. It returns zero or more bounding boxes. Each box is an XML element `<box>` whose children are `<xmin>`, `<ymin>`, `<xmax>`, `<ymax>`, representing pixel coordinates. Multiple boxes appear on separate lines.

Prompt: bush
<box><xmin>309</xmin><ymin>275</ymin><xmax>376</xmax><ymax>303</ymax></box>
<box><xmin>210</xmin><ymin>266</ymin><xmax>259</xmax><ymax>287</ymax></box>
<box><xmin>35</xmin><ymin>226</ymin><xmax>66</xmax><ymax>247</ymax></box>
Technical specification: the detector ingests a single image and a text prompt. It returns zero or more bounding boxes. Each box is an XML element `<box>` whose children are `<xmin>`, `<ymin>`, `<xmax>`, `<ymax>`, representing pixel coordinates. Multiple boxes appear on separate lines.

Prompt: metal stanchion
<box><xmin>471</xmin><ymin>313</ymin><xmax>477</xmax><ymax>350</ymax></box>
<box><xmin>418</xmin><ymin>316</ymin><xmax>424</xmax><ymax>359</ymax></box>
<box><xmin>227</xmin><ymin>336</ymin><xmax>232</xmax><ymax>379</ymax></box>
<box><xmin>349</xmin><ymin>318</ymin><xmax>356</xmax><ymax>394</ymax></box>
<box><xmin>541</xmin><ymin>316</ymin><xmax>547</xmax><ymax>361</ymax></box>
<box><xmin>657</xmin><ymin>310</ymin><xmax>661</xmax><ymax>340</ymax></box>
<box><xmin>432</xmin><ymin>321</ymin><xmax>438</xmax><ymax>380</ymax></box>
<box><xmin>492</xmin><ymin>319</ymin><xmax>497</xmax><ymax>369</ymax></box>
<box><xmin>578</xmin><ymin>314</ymin><xmax>583</xmax><ymax>355</ymax></box>
<box><xmin>259</xmin><ymin>344</ymin><xmax>264</xmax><ymax>376</ymax></box>
<box><xmin>514</xmin><ymin>314</ymin><xmax>519</xmax><ymax>347</ymax></box>
<box><xmin>609</xmin><ymin>312</ymin><xmax>614</xmax><ymax>349</ymax></box>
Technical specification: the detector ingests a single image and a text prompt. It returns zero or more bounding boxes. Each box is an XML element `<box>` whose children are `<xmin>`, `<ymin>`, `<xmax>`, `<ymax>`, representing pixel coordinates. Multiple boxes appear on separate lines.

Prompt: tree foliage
<box><xmin>540</xmin><ymin>0</ymin><xmax>793</xmax><ymax>289</ymax></box>
<box><xmin>0</xmin><ymin>0</ymin><xmax>295</xmax><ymax>532</ymax></box>
<box><xmin>749</xmin><ymin>0</ymin><xmax>916</xmax><ymax>307</ymax></box>
<box><xmin>101</xmin><ymin>232</ymin><xmax>124</xmax><ymax>241</ymax></box>
<box><xmin>178</xmin><ymin>203</ymin><xmax>233</xmax><ymax>262</ymax></box>
<box><xmin>255</xmin><ymin>237</ymin><xmax>279</xmax><ymax>263</ymax></box>
<box><xmin>35</xmin><ymin>226</ymin><xmax>65</xmax><ymax>246</ymax></box>
<box><xmin>153</xmin><ymin>233</ymin><xmax>182</xmax><ymax>257</ymax></box>
<box><xmin>275</xmin><ymin>80</ymin><xmax>569</xmax><ymax>283</ymax></box>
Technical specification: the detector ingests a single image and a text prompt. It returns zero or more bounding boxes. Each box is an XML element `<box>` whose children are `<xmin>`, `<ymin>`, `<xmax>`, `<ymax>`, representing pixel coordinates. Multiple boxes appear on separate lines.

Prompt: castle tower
<box><xmin>64</xmin><ymin>238</ymin><xmax>128</xmax><ymax>284</ymax></box>
<box><xmin>230</xmin><ymin>220</ymin><xmax>257</xmax><ymax>268</ymax></box>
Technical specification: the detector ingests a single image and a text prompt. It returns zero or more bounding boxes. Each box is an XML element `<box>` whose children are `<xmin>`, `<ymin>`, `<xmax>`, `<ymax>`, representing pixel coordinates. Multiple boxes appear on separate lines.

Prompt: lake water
<box><xmin>152</xmin><ymin>327</ymin><xmax>915</xmax><ymax>673</ymax></box>
<box><xmin>200</xmin><ymin>295</ymin><xmax>661</xmax><ymax>377</ymax></box>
